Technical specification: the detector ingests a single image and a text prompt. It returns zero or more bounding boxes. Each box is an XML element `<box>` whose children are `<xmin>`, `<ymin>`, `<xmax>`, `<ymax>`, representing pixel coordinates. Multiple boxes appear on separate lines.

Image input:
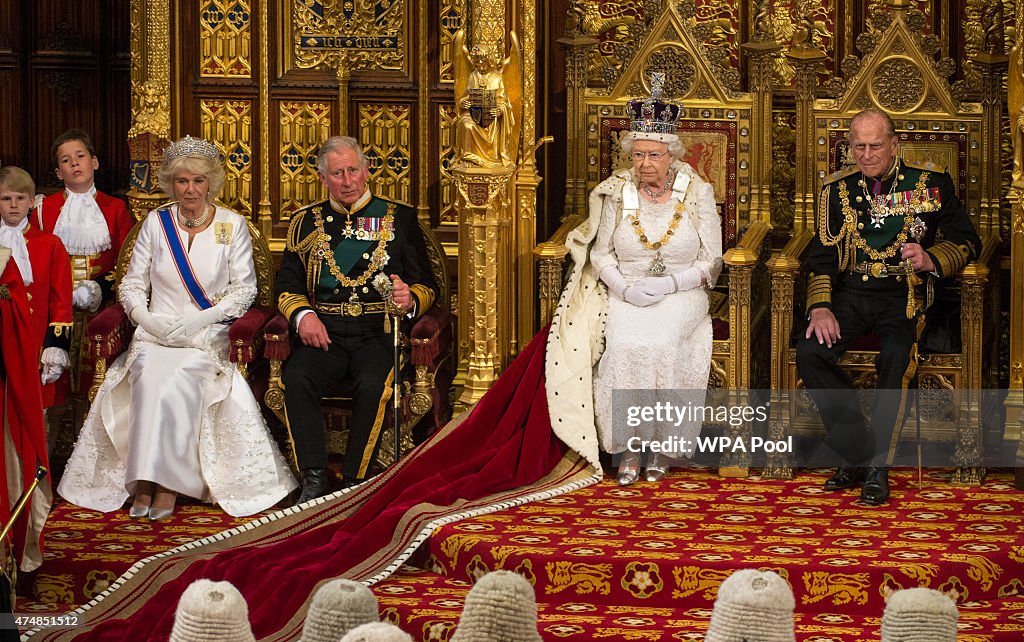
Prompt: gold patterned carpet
<box><xmin>19</xmin><ymin>468</ymin><xmax>1024</xmax><ymax>641</ymax></box>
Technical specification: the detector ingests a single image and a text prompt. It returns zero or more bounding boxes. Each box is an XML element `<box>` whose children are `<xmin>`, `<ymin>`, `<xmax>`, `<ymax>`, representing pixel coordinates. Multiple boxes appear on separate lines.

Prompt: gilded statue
<box><xmin>752</xmin><ymin>0</ymin><xmax>774</xmax><ymax>41</ymax></box>
<box><xmin>454</xmin><ymin>30</ymin><xmax>523</xmax><ymax>168</ymax></box>
<box><xmin>128</xmin><ymin>79</ymin><xmax>171</xmax><ymax>139</ymax></box>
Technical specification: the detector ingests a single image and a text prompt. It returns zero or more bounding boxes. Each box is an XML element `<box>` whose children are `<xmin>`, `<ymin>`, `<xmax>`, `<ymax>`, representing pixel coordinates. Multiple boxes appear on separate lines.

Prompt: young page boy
<box><xmin>0</xmin><ymin>167</ymin><xmax>73</xmax><ymax>408</ymax></box>
<box><xmin>0</xmin><ymin>246</ymin><xmax>51</xmax><ymax>572</ymax></box>
<box><xmin>38</xmin><ymin>129</ymin><xmax>133</xmax><ymax>395</ymax></box>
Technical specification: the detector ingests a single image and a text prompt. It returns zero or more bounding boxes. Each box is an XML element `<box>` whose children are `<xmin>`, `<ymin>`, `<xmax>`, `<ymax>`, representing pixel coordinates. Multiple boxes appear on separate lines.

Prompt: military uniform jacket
<box><xmin>805</xmin><ymin>164</ymin><xmax>981</xmax><ymax>311</ymax></box>
<box><xmin>276</xmin><ymin>194</ymin><xmax>438</xmax><ymax>325</ymax></box>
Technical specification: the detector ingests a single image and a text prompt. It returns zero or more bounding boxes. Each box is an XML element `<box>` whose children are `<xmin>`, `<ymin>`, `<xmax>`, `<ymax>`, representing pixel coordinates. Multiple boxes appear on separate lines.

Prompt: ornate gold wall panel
<box><xmin>439</xmin><ymin>0</ymin><xmax>466</xmax><ymax>83</ymax></box>
<box><xmin>278</xmin><ymin>101</ymin><xmax>331</xmax><ymax>221</ymax></box>
<box><xmin>439</xmin><ymin>105</ymin><xmax>459</xmax><ymax>224</ymax></box>
<box><xmin>286</xmin><ymin>0</ymin><xmax>407</xmax><ymax>74</ymax></box>
<box><xmin>200</xmin><ymin>0</ymin><xmax>252</xmax><ymax>77</ymax></box>
<box><xmin>200</xmin><ymin>99</ymin><xmax>254</xmax><ymax>215</ymax></box>
<box><xmin>359</xmin><ymin>103</ymin><xmax>412</xmax><ymax>205</ymax></box>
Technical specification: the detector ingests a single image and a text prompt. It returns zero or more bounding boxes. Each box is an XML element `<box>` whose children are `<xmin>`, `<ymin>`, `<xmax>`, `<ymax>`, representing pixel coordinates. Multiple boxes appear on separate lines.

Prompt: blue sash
<box><xmin>158</xmin><ymin>208</ymin><xmax>214</xmax><ymax>310</ymax></box>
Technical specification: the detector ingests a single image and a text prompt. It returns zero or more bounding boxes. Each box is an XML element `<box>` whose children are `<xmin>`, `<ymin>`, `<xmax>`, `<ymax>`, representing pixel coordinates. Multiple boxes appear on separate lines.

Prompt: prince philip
<box><xmin>796</xmin><ymin>109</ymin><xmax>981</xmax><ymax>505</ymax></box>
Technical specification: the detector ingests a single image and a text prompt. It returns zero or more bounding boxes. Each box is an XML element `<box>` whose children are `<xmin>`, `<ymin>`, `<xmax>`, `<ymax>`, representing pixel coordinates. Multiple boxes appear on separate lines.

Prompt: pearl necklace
<box><xmin>178</xmin><ymin>206</ymin><xmax>212</xmax><ymax>229</ymax></box>
<box><xmin>641</xmin><ymin>171</ymin><xmax>674</xmax><ymax>199</ymax></box>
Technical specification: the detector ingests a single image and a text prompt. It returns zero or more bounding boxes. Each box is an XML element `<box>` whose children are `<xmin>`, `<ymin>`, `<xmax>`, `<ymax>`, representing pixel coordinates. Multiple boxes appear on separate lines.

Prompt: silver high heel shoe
<box><xmin>616</xmin><ymin>453</ymin><xmax>640</xmax><ymax>486</ymax></box>
<box><xmin>128</xmin><ymin>504</ymin><xmax>150</xmax><ymax>519</ymax></box>
<box><xmin>148</xmin><ymin>506</ymin><xmax>175</xmax><ymax>521</ymax></box>
<box><xmin>148</xmin><ymin>488</ymin><xmax>177</xmax><ymax>521</ymax></box>
<box><xmin>645</xmin><ymin>452</ymin><xmax>667</xmax><ymax>482</ymax></box>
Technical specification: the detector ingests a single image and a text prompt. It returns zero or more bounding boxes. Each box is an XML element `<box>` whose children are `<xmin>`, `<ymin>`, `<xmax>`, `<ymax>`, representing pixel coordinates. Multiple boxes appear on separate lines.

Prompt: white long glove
<box><xmin>599</xmin><ymin>265</ymin><xmax>664</xmax><ymax>308</ymax></box>
<box><xmin>165</xmin><ymin>305</ymin><xmax>227</xmax><ymax>343</ymax></box>
<box><xmin>72</xmin><ymin>280</ymin><xmax>103</xmax><ymax>313</ymax></box>
<box><xmin>636</xmin><ymin>268</ymin><xmax>704</xmax><ymax>296</ymax></box>
<box><xmin>40</xmin><ymin>347</ymin><xmax>70</xmax><ymax>385</ymax></box>
<box><xmin>130</xmin><ymin>307</ymin><xmax>174</xmax><ymax>343</ymax></box>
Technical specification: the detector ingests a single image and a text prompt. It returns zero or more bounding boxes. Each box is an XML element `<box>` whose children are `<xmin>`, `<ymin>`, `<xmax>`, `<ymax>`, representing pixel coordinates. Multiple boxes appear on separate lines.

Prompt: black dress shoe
<box><xmin>823</xmin><ymin>467</ymin><xmax>866</xmax><ymax>491</ymax></box>
<box><xmin>860</xmin><ymin>467</ymin><xmax>890</xmax><ymax>505</ymax></box>
<box><xmin>296</xmin><ymin>468</ymin><xmax>330</xmax><ymax>504</ymax></box>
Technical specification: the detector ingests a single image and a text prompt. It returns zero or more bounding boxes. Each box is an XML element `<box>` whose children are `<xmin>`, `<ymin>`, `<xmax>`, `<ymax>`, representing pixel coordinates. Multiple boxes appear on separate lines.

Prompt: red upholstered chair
<box><xmin>262</xmin><ymin>218</ymin><xmax>454</xmax><ymax>470</ymax></box>
<box><xmin>86</xmin><ymin>212</ymin><xmax>279</xmax><ymax>403</ymax></box>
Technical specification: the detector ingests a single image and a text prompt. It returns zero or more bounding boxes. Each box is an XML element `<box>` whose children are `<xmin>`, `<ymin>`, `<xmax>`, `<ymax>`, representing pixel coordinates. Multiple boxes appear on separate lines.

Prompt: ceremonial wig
<box><xmin>51</xmin><ymin>128</ymin><xmax>98</xmax><ymax>164</ymax></box>
<box><xmin>158</xmin><ymin>136</ymin><xmax>225</xmax><ymax>202</ymax></box>
<box><xmin>620</xmin><ymin>74</ymin><xmax>686</xmax><ymax>161</ymax></box>
<box><xmin>316</xmin><ymin>135</ymin><xmax>368</xmax><ymax>173</ymax></box>
<box><xmin>0</xmin><ymin>166</ymin><xmax>36</xmax><ymax>196</ymax></box>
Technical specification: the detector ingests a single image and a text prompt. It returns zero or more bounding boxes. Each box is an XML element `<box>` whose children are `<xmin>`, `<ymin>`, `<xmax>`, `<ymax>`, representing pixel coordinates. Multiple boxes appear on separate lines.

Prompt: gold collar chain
<box><xmin>312</xmin><ymin>207</ymin><xmax>394</xmax><ymax>288</ymax></box>
<box><xmin>628</xmin><ymin>199</ymin><xmax>685</xmax><ymax>250</ymax></box>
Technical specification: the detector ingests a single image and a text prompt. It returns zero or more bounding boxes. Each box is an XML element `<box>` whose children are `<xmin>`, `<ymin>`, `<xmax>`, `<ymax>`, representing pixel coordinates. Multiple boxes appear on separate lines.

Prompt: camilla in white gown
<box><xmin>58</xmin><ymin>204</ymin><xmax>297</xmax><ymax>517</ymax></box>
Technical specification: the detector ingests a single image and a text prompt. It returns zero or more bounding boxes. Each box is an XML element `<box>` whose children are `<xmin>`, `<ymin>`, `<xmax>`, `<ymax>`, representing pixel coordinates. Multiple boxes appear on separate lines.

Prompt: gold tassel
<box><xmin>383</xmin><ymin>313</ymin><xmax>391</xmax><ymax>334</ymax></box>
<box><xmin>905</xmin><ymin>260</ymin><xmax>922</xmax><ymax>319</ymax></box>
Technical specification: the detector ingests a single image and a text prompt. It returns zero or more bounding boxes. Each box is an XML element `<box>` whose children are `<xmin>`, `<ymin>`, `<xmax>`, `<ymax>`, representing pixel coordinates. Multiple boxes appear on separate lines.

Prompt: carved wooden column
<box><xmin>973</xmin><ymin>53</ymin><xmax>1008</xmax><ymax>238</ymax></box>
<box><xmin>1009</xmin><ymin>1</ymin><xmax>1024</xmax><ymax>473</ymax></box>
<box><xmin>787</xmin><ymin>46</ymin><xmax>827</xmax><ymax>231</ymax></box>
<box><xmin>127</xmin><ymin>0</ymin><xmax>172</xmax><ymax>221</ymax></box>
<box><xmin>557</xmin><ymin>6</ymin><xmax>597</xmax><ymax>223</ymax></box>
<box><xmin>762</xmin><ymin>230</ymin><xmax>812</xmax><ymax>479</ymax></box>
<box><xmin>455</xmin><ymin>167</ymin><xmax>516</xmax><ymax>406</ymax></box>
<box><xmin>512</xmin><ymin>0</ymin><xmax>541</xmax><ymax>358</ymax></box>
<box><xmin>257</xmin><ymin>0</ymin><xmax>272</xmax><ymax>237</ymax></box>
<box><xmin>740</xmin><ymin>37</ymin><xmax>780</xmax><ymax>224</ymax></box>
<box><xmin>336</xmin><ymin>61</ymin><xmax>351</xmax><ymax>135</ymax></box>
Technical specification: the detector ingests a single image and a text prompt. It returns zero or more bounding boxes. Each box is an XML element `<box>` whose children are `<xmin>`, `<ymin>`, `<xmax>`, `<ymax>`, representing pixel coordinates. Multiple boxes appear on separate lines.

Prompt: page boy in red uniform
<box><xmin>38</xmin><ymin>129</ymin><xmax>133</xmax><ymax>396</ymax></box>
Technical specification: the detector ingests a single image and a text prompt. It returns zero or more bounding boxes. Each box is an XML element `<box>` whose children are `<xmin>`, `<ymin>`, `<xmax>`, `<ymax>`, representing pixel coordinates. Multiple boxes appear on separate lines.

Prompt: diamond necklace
<box><xmin>641</xmin><ymin>171</ymin><xmax>674</xmax><ymax>199</ymax></box>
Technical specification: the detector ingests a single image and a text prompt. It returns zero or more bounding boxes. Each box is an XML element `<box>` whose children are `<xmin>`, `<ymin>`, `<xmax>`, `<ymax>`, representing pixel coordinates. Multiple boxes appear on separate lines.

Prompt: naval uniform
<box><xmin>276</xmin><ymin>192</ymin><xmax>438</xmax><ymax>481</ymax></box>
<box><xmin>795</xmin><ymin>163</ymin><xmax>981</xmax><ymax>467</ymax></box>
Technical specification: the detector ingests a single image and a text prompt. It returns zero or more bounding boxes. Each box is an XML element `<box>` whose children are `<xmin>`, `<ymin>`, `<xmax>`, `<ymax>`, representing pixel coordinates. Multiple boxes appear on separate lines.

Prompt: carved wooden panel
<box><xmin>278</xmin><ymin>101</ymin><xmax>331</xmax><ymax>221</ymax></box>
<box><xmin>200</xmin><ymin>99</ymin><xmax>254</xmax><ymax>215</ymax></box>
<box><xmin>2</xmin><ymin>1</ymin><xmax>130</xmax><ymax>195</ymax></box>
<box><xmin>200</xmin><ymin>0</ymin><xmax>253</xmax><ymax>77</ymax></box>
<box><xmin>358</xmin><ymin>103</ymin><xmax>413</xmax><ymax>205</ymax></box>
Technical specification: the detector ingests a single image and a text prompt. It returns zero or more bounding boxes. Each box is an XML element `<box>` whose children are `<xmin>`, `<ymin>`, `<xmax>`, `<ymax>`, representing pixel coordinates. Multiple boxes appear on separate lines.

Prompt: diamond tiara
<box><xmin>162</xmin><ymin>136</ymin><xmax>220</xmax><ymax>163</ymax></box>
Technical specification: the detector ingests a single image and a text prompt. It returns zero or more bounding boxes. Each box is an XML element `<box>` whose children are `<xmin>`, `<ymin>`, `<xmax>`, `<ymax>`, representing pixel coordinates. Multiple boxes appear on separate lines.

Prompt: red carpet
<box><xmin>21</xmin><ymin>469</ymin><xmax>1024</xmax><ymax>640</ymax></box>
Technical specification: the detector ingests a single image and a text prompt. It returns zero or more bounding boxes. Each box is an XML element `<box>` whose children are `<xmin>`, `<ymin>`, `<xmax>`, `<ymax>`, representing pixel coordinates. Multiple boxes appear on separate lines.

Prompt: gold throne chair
<box><xmin>261</xmin><ymin>218</ymin><xmax>454</xmax><ymax>471</ymax></box>
<box><xmin>765</xmin><ymin>9</ymin><xmax>1000</xmax><ymax>484</ymax></box>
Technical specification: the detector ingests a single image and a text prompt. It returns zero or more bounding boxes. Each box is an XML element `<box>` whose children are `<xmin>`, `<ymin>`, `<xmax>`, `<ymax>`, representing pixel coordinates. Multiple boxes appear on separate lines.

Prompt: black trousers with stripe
<box><xmin>796</xmin><ymin>280</ymin><xmax>917</xmax><ymax>467</ymax></box>
<box><xmin>282</xmin><ymin>312</ymin><xmax>395</xmax><ymax>480</ymax></box>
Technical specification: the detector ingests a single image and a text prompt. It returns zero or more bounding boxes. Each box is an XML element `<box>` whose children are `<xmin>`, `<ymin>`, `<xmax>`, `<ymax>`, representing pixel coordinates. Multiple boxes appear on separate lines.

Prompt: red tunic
<box><xmin>39</xmin><ymin>190</ymin><xmax>133</xmax><ymax>283</ymax></box>
<box><xmin>0</xmin><ymin>256</ymin><xmax>50</xmax><ymax>571</ymax></box>
<box><xmin>24</xmin><ymin>225</ymin><xmax>74</xmax><ymax>407</ymax></box>
<box><xmin>39</xmin><ymin>190</ymin><xmax>133</xmax><ymax>393</ymax></box>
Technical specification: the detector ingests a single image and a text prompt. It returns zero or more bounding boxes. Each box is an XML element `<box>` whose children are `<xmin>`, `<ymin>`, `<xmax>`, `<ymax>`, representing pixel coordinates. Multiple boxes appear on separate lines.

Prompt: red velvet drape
<box><xmin>78</xmin><ymin>326</ymin><xmax>562</xmax><ymax>640</ymax></box>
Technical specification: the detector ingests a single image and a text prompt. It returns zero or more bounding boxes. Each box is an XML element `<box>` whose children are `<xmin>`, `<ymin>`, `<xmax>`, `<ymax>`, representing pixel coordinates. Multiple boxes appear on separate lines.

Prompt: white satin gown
<box><xmin>589</xmin><ymin>169</ymin><xmax>723</xmax><ymax>456</ymax></box>
<box><xmin>58</xmin><ymin>205</ymin><xmax>297</xmax><ymax>516</ymax></box>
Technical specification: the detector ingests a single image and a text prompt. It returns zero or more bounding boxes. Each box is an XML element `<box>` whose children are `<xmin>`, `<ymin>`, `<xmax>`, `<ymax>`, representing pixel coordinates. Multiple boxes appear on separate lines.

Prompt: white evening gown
<box><xmin>59</xmin><ymin>205</ymin><xmax>297</xmax><ymax>516</ymax></box>
<box><xmin>590</xmin><ymin>177</ymin><xmax>722</xmax><ymax>456</ymax></box>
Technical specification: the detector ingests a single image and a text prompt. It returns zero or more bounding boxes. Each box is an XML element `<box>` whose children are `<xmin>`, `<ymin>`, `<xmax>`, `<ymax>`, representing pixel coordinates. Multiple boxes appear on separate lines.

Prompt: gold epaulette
<box><xmin>821</xmin><ymin>166</ymin><xmax>860</xmax><ymax>186</ymax></box>
<box><xmin>285</xmin><ymin>204</ymin><xmax>320</xmax><ymax>253</ymax></box>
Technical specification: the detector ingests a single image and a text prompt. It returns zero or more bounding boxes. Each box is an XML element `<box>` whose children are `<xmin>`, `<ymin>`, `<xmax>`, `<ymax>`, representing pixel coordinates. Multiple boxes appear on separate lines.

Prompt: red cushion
<box><xmin>86</xmin><ymin>303</ymin><xmax>130</xmax><ymax>359</ymax></box>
